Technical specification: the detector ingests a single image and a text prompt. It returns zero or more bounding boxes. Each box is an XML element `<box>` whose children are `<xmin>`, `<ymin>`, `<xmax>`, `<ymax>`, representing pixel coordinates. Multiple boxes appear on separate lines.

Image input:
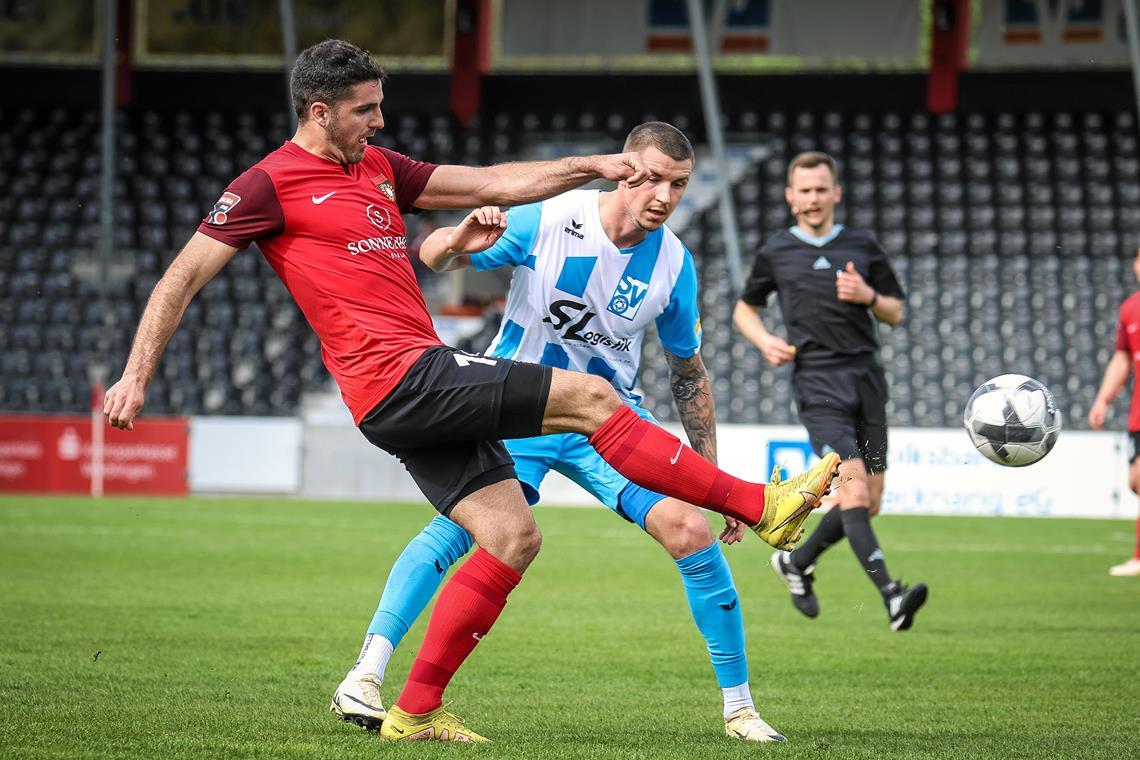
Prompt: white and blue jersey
<box><xmin>470</xmin><ymin>189</ymin><xmax>703</xmax><ymax>527</ymax></box>
<box><xmin>473</xmin><ymin>189</ymin><xmax>701</xmax><ymax>405</ymax></box>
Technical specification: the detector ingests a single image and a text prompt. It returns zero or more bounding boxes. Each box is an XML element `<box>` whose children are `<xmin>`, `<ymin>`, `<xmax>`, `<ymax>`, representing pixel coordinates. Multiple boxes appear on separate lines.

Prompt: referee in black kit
<box><xmin>733</xmin><ymin>151</ymin><xmax>928</xmax><ymax>631</ymax></box>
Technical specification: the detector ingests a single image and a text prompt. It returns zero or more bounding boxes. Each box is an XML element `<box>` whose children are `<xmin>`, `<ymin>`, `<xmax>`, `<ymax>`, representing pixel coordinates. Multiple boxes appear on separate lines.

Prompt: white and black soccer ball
<box><xmin>963</xmin><ymin>374</ymin><xmax>1062</xmax><ymax>467</ymax></box>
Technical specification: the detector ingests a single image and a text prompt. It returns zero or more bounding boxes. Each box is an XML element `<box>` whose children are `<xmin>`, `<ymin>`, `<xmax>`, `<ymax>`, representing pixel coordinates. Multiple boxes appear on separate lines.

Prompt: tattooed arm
<box><xmin>664</xmin><ymin>349</ymin><xmax>743</xmax><ymax>543</ymax></box>
<box><xmin>664</xmin><ymin>349</ymin><xmax>717</xmax><ymax>464</ymax></box>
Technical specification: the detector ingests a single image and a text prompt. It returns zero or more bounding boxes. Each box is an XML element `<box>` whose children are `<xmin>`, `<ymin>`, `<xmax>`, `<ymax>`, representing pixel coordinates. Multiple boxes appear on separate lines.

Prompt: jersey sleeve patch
<box><xmin>197</xmin><ymin>167</ymin><xmax>284</xmax><ymax>249</ymax></box>
<box><xmin>206</xmin><ymin>191</ymin><xmax>241</xmax><ymax>225</ymax></box>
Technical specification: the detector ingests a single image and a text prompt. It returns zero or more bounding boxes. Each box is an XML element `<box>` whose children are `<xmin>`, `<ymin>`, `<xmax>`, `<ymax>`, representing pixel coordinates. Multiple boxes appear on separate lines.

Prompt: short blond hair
<box><xmin>623</xmin><ymin>121</ymin><xmax>694</xmax><ymax>163</ymax></box>
<box><xmin>786</xmin><ymin>151</ymin><xmax>838</xmax><ymax>186</ymax></box>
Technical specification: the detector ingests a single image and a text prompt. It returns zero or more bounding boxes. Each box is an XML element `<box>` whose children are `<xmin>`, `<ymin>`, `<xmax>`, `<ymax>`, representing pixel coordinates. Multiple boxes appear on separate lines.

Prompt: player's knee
<box><xmin>867</xmin><ymin>499</ymin><xmax>882</xmax><ymax>517</ymax></box>
<box><xmin>657</xmin><ymin>506</ymin><xmax>713</xmax><ymax>558</ymax></box>
<box><xmin>581</xmin><ymin>375</ymin><xmax>620</xmax><ymax>412</ymax></box>
<box><xmin>839</xmin><ymin>480</ymin><xmax>871</xmax><ymax>507</ymax></box>
<box><xmin>508</xmin><ymin>521</ymin><xmax>543</xmax><ymax>568</ymax></box>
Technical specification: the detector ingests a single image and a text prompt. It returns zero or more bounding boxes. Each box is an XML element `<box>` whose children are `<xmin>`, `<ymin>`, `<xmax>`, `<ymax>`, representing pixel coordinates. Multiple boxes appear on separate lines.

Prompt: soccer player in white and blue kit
<box><xmin>332</xmin><ymin>123</ymin><xmax>785</xmax><ymax>742</ymax></box>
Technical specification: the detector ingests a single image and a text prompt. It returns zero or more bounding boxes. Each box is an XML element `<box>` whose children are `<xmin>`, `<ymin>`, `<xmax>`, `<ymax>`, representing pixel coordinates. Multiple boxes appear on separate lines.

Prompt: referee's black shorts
<box><xmin>793</xmin><ymin>356</ymin><xmax>889</xmax><ymax>474</ymax></box>
<box><xmin>358</xmin><ymin>346</ymin><xmax>553</xmax><ymax>515</ymax></box>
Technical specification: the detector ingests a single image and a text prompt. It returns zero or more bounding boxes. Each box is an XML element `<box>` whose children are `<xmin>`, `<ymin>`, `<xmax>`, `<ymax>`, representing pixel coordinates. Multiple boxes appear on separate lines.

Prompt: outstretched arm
<box><xmin>1089</xmin><ymin>350</ymin><xmax>1132</xmax><ymax>429</ymax></box>
<box><xmin>418</xmin><ymin>206</ymin><xmax>507</xmax><ymax>273</ymax></box>
<box><xmin>414</xmin><ymin>154</ymin><xmax>649</xmax><ymax>210</ymax></box>
<box><xmin>103</xmin><ymin>232</ymin><xmax>239</xmax><ymax>429</ymax></box>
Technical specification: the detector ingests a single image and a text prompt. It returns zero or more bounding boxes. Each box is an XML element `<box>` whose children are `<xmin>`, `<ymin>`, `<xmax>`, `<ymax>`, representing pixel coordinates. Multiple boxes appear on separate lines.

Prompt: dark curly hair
<box><xmin>290</xmin><ymin>39</ymin><xmax>386</xmax><ymax>120</ymax></box>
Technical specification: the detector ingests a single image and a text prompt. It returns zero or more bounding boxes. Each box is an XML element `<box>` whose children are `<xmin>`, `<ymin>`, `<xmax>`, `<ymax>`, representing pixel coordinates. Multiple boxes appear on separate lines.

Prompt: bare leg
<box><xmin>643</xmin><ymin>498</ymin><xmax>715</xmax><ymax>560</ymax></box>
<box><xmin>449</xmin><ymin>478</ymin><xmax>540</xmax><ymax>572</ymax></box>
<box><xmin>392</xmin><ymin>479</ymin><xmax>539</xmax><ymax>716</ymax></box>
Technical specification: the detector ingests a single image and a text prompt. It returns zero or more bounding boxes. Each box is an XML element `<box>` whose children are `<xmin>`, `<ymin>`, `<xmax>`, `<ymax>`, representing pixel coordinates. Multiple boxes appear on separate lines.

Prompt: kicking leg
<box><xmin>541</xmin><ymin>370</ymin><xmax>838</xmax><ymax>546</ymax></box>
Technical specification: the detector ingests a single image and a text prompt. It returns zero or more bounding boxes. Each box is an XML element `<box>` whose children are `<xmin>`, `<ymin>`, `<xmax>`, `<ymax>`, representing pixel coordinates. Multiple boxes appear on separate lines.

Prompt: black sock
<box><xmin>789</xmin><ymin>507</ymin><xmax>845</xmax><ymax>571</ymax></box>
<box><xmin>840</xmin><ymin>507</ymin><xmax>894</xmax><ymax>594</ymax></box>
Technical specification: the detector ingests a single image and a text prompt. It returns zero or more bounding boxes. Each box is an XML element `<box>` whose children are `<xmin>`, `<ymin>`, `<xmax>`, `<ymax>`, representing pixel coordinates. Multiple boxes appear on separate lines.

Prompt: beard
<box><xmin>328</xmin><ymin>117</ymin><xmax>366</xmax><ymax>164</ymax></box>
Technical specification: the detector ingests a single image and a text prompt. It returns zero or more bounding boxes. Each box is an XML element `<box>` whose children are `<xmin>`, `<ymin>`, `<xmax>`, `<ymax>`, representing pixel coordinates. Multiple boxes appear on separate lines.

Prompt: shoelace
<box><xmin>730</xmin><ymin>709</ymin><xmax>778</xmax><ymax>736</ymax></box>
<box><xmin>356</xmin><ymin>674</ymin><xmax>382</xmax><ymax>704</ymax></box>
<box><xmin>436</xmin><ymin>702</ymin><xmax>473</xmax><ymax>731</ymax></box>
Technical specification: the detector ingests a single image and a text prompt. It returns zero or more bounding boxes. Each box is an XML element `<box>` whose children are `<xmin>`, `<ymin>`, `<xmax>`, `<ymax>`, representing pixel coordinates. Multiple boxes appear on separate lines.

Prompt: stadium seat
<box><xmin>0</xmin><ymin>104</ymin><xmax>1130</xmax><ymax>426</ymax></box>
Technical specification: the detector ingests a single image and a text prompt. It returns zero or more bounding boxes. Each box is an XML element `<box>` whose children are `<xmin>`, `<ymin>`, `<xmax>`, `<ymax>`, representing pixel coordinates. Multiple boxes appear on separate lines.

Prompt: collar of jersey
<box><xmin>789</xmin><ymin>223</ymin><xmax>844</xmax><ymax>248</ymax></box>
<box><xmin>593</xmin><ymin>189</ymin><xmax>664</xmax><ymax>256</ymax></box>
<box><xmin>616</xmin><ymin>226</ymin><xmax>663</xmax><ymax>256</ymax></box>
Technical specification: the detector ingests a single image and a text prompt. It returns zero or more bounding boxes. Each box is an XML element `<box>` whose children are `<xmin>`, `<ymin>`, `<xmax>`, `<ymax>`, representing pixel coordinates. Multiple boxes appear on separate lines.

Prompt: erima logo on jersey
<box><xmin>607</xmin><ymin>275</ymin><xmax>650</xmax><ymax>321</ymax></box>
<box><xmin>812</xmin><ymin>255</ymin><xmax>831</xmax><ymax>270</ymax></box>
<box><xmin>563</xmin><ymin>221</ymin><xmax>585</xmax><ymax>239</ymax></box>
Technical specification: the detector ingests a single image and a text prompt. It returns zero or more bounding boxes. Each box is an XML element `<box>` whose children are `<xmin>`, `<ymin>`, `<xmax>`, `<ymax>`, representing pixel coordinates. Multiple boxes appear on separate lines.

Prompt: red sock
<box><xmin>394</xmin><ymin>548</ymin><xmax>521</xmax><ymax>715</ymax></box>
<box><xmin>589</xmin><ymin>405</ymin><xmax>766</xmax><ymax>525</ymax></box>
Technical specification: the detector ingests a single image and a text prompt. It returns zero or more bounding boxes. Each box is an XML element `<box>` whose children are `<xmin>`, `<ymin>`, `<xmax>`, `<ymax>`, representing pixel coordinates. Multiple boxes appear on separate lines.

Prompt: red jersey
<box><xmin>198</xmin><ymin>142</ymin><xmax>441</xmax><ymax>423</ymax></box>
<box><xmin>1114</xmin><ymin>291</ymin><xmax>1140</xmax><ymax>431</ymax></box>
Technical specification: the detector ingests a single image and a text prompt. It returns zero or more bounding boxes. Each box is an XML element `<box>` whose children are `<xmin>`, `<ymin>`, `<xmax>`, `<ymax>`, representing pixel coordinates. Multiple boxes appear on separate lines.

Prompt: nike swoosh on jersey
<box><xmin>311</xmin><ymin>191</ymin><xmax>336</xmax><ymax>204</ymax></box>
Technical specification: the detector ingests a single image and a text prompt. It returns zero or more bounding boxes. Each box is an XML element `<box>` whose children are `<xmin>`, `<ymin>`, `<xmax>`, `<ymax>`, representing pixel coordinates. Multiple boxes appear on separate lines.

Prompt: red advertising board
<box><xmin>0</xmin><ymin>415</ymin><xmax>188</xmax><ymax>495</ymax></box>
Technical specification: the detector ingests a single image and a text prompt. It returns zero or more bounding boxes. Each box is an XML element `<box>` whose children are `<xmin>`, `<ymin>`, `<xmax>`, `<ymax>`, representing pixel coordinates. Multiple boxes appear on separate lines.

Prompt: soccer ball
<box><xmin>963</xmin><ymin>374</ymin><xmax>1062</xmax><ymax>467</ymax></box>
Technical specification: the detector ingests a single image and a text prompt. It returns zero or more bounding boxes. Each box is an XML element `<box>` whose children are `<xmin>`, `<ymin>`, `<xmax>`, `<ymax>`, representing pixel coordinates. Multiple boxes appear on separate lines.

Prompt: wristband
<box><xmin>868</xmin><ymin>291</ymin><xmax>879</xmax><ymax>308</ymax></box>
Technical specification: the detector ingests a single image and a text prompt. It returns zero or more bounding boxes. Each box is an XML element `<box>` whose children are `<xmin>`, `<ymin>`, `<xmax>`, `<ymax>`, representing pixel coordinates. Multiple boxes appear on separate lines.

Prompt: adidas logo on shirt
<box><xmin>812</xmin><ymin>255</ymin><xmax>831</xmax><ymax>270</ymax></box>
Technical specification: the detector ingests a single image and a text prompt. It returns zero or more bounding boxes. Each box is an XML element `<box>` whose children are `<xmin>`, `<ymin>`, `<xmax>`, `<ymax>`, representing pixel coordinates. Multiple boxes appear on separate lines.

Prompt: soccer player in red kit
<box><xmin>103</xmin><ymin>39</ymin><xmax>839</xmax><ymax>741</ymax></box>
<box><xmin>1089</xmin><ymin>247</ymin><xmax>1140</xmax><ymax>577</ymax></box>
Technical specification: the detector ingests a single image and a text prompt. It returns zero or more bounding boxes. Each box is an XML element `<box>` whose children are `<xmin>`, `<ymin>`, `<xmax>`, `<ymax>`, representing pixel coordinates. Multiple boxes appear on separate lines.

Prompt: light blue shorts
<box><xmin>507</xmin><ymin>407</ymin><xmax>667</xmax><ymax>530</ymax></box>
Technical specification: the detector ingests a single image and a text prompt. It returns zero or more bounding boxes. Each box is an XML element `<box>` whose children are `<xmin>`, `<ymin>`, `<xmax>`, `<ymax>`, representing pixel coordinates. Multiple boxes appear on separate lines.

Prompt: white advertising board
<box><xmin>188</xmin><ymin>417</ymin><xmax>302</xmax><ymax>494</ymax></box>
<box><xmin>540</xmin><ymin>424</ymin><xmax>1133</xmax><ymax>520</ymax></box>
<box><xmin>191</xmin><ymin>412</ymin><xmax>1133</xmax><ymax>519</ymax></box>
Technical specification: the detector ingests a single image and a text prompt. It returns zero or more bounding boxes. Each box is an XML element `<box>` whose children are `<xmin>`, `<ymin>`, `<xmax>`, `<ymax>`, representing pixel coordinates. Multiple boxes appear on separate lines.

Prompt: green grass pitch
<box><xmin>1</xmin><ymin>496</ymin><xmax>1138</xmax><ymax>759</ymax></box>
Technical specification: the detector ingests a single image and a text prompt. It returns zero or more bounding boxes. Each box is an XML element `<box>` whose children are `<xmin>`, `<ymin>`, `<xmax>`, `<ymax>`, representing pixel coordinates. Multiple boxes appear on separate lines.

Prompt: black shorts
<box><xmin>1129</xmin><ymin>432</ymin><xmax>1140</xmax><ymax>463</ymax></box>
<box><xmin>359</xmin><ymin>346</ymin><xmax>554</xmax><ymax>515</ymax></box>
<box><xmin>793</xmin><ymin>358</ymin><xmax>889</xmax><ymax>474</ymax></box>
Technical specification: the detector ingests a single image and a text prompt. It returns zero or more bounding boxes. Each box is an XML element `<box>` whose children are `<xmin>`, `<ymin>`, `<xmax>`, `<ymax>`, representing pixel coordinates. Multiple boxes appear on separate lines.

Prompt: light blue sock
<box><xmin>675</xmin><ymin>542</ymin><xmax>749</xmax><ymax>689</ymax></box>
<box><xmin>366</xmin><ymin>515</ymin><xmax>474</xmax><ymax>646</ymax></box>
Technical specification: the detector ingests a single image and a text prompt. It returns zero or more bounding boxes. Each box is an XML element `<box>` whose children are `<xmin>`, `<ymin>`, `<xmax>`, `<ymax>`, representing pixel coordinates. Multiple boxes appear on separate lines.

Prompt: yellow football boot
<box><xmin>752</xmin><ymin>452</ymin><xmax>840</xmax><ymax>551</ymax></box>
<box><xmin>380</xmin><ymin>705</ymin><xmax>490</xmax><ymax>743</ymax></box>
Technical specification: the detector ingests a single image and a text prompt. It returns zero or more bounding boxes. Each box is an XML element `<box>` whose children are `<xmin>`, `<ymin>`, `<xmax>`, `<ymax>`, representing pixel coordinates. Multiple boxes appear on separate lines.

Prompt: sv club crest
<box><xmin>607</xmin><ymin>275</ymin><xmax>650</xmax><ymax>321</ymax></box>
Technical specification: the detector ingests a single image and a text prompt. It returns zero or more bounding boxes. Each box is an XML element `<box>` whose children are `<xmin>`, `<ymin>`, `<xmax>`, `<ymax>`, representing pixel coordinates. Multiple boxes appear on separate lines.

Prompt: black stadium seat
<box><xmin>0</xmin><ymin>105</ymin><xmax>1131</xmax><ymax>426</ymax></box>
